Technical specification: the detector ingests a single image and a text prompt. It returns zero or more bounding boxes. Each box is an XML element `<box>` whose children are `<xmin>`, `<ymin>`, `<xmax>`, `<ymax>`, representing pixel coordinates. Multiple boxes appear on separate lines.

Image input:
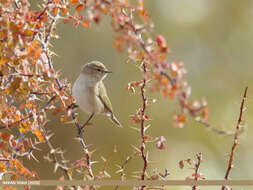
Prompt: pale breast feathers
<box><xmin>73</xmin><ymin>75</ymin><xmax>104</xmax><ymax>114</ymax></box>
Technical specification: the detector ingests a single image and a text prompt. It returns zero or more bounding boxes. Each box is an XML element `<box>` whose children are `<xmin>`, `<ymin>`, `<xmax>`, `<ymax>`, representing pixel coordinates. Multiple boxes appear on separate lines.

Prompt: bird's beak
<box><xmin>104</xmin><ymin>70</ymin><xmax>112</xmax><ymax>74</ymax></box>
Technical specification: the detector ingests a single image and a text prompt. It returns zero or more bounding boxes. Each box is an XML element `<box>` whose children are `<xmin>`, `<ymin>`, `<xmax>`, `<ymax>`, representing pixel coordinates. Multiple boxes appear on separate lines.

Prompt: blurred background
<box><xmin>27</xmin><ymin>0</ymin><xmax>253</xmax><ymax>189</ymax></box>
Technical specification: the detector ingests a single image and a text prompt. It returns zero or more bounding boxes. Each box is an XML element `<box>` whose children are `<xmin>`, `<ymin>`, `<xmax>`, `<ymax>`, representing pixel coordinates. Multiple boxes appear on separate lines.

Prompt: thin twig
<box><xmin>40</xmin><ymin>121</ymin><xmax>75</xmax><ymax>184</ymax></box>
<box><xmin>192</xmin><ymin>152</ymin><xmax>202</xmax><ymax>190</ymax></box>
<box><xmin>101</xmin><ymin>147</ymin><xmax>115</xmax><ymax>175</ymax></box>
<box><xmin>42</xmin><ymin>13</ymin><xmax>63</xmax><ymax>91</ymax></box>
<box><xmin>115</xmin><ymin>152</ymin><xmax>139</xmax><ymax>190</ymax></box>
<box><xmin>0</xmin><ymin>94</ymin><xmax>57</xmax><ymax>130</ymax></box>
<box><xmin>221</xmin><ymin>86</ymin><xmax>248</xmax><ymax>190</ymax></box>
<box><xmin>198</xmin><ymin>119</ymin><xmax>244</xmax><ymax>136</ymax></box>
<box><xmin>36</xmin><ymin>1</ymin><xmax>51</xmax><ymax>20</ymax></box>
<box><xmin>126</xmin><ymin>16</ymin><xmax>240</xmax><ymax>137</ymax></box>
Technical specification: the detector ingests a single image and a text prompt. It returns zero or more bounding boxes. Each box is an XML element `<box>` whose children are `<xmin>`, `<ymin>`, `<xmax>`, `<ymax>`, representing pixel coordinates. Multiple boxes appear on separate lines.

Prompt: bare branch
<box><xmin>140</xmin><ymin>62</ymin><xmax>148</xmax><ymax>190</ymax></box>
<box><xmin>72</xmin><ymin>113</ymin><xmax>95</xmax><ymax>180</ymax></box>
<box><xmin>192</xmin><ymin>152</ymin><xmax>202</xmax><ymax>190</ymax></box>
<box><xmin>221</xmin><ymin>86</ymin><xmax>248</xmax><ymax>190</ymax></box>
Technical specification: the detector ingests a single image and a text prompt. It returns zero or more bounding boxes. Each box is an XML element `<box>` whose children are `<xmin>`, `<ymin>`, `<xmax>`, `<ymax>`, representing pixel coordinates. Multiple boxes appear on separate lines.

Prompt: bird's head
<box><xmin>81</xmin><ymin>61</ymin><xmax>112</xmax><ymax>82</ymax></box>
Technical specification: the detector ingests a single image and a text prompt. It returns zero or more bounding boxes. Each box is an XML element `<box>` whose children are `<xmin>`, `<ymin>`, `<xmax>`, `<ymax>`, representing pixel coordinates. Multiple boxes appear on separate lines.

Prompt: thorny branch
<box><xmin>1</xmin><ymin>0</ymin><xmax>250</xmax><ymax>188</ymax></box>
<box><xmin>0</xmin><ymin>1</ymin><xmax>61</xmax><ymax>130</ymax></box>
<box><xmin>40</xmin><ymin>3</ymin><xmax>96</xmax><ymax>183</ymax></box>
<box><xmin>127</xmin><ymin>21</ymin><xmax>241</xmax><ymax>136</ymax></box>
<box><xmin>72</xmin><ymin>112</ymin><xmax>95</xmax><ymax>180</ymax></box>
<box><xmin>221</xmin><ymin>86</ymin><xmax>248</xmax><ymax>190</ymax></box>
<box><xmin>41</xmin><ymin>122</ymin><xmax>78</xmax><ymax>190</ymax></box>
<box><xmin>37</xmin><ymin>4</ymin><xmax>76</xmax><ymax>187</ymax></box>
<box><xmin>41</xmin><ymin>1</ymin><xmax>96</xmax><ymax>183</ymax></box>
<box><xmin>192</xmin><ymin>152</ymin><xmax>202</xmax><ymax>190</ymax></box>
<box><xmin>140</xmin><ymin>62</ymin><xmax>148</xmax><ymax>190</ymax></box>
<box><xmin>0</xmin><ymin>93</ymin><xmax>57</xmax><ymax>130</ymax></box>
<box><xmin>115</xmin><ymin>152</ymin><xmax>140</xmax><ymax>190</ymax></box>
<box><xmin>39</xmin><ymin>1</ymin><xmax>63</xmax><ymax>91</ymax></box>
<box><xmin>0</xmin><ymin>1</ymin><xmax>77</xmax><ymax>186</ymax></box>
<box><xmin>41</xmin><ymin>122</ymin><xmax>70</xmax><ymax>179</ymax></box>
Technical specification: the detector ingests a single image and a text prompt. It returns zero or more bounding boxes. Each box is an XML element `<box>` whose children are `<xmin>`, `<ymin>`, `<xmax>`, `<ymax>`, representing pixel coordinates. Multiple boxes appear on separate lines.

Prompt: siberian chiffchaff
<box><xmin>72</xmin><ymin>61</ymin><xmax>122</xmax><ymax>127</ymax></box>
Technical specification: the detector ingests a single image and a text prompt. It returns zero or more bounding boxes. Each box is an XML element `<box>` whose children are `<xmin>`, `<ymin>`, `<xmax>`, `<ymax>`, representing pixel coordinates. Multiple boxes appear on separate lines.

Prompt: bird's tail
<box><xmin>109</xmin><ymin>113</ymin><xmax>122</xmax><ymax>128</ymax></box>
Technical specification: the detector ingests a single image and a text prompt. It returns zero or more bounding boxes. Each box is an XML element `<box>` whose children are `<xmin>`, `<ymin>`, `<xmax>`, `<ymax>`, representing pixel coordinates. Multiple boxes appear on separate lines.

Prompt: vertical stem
<box><xmin>192</xmin><ymin>152</ymin><xmax>202</xmax><ymax>190</ymax></box>
<box><xmin>221</xmin><ymin>87</ymin><xmax>248</xmax><ymax>190</ymax></box>
<box><xmin>140</xmin><ymin>62</ymin><xmax>148</xmax><ymax>190</ymax></box>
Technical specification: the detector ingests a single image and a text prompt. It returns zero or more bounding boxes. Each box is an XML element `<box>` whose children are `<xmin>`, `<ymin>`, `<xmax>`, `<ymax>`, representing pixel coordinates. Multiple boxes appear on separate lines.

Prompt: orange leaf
<box><xmin>161</xmin><ymin>76</ymin><xmax>168</xmax><ymax>86</ymax></box>
<box><xmin>14</xmin><ymin>159</ymin><xmax>25</xmax><ymax>175</ymax></box>
<box><xmin>102</xmin><ymin>7</ymin><xmax>109</xmax><ymax>15</ymax></box>
<box><xmin>27</xmin><ymin>41</ymin><xmax>38</xmax><ymax>54</ymax></box>
<box><xmin>32</xmin><ymin>40</ymin><xmax>38</xmax><ymax>48</ymax></box>
<box><xmin>34</xmin><ymin>48</ymin><xmax>41</xmax><ymax>59</ymax></box>
<box><xmin>33</xmin><ymin>129</ymin><xmax>44</xmax><ymax>142</ymax></box>
<box><xmin>52</xmin><ymin>7</ymin><xmax>58</xmax><ymax>15</ymax></box>
<box><xmin>1</xmin><ymin>132</ymin><xmax>10</xmax><ymax>141</ymax></box>
<box><xmin>81</xmin><ymin>20</ymin><xmax>90</xmax><ymax>28</ymax></box>
<box><xmin>9</xmin><ymin>159</ymin><xmax>14</xmax><ymax>168</ymax></box>
<box><xmin>60</xmin><ymin>114</ymin><xmax>69</xmax><ymax>122</ymax></box>
<box><xmin>76</xmin><ymin>4</ymin><xmax>84</xmax><ymax>11</ymax></box>
<box><xmin>70</xmin><ymin>0</ymin><xmax>79</xmax><ymax>6</ymax></box>
<box><xmin>19</xmin><ymin>122</ymin><xmax>30</xmax><ymax>133</ymax></box>
<box><xmin>61</xmin><ymin>8</ymin><xmax>68</xmax><ymax>15</ymax></box>
<box><xmin>0</xmin><ymin>162</ymin><xmax>6</xmax><ymax>172</ymax></box>
<box><xmin>201</xmin><ymin>106</ymin><xmax>208</xmax><ymax>121</ymax></box>
<box><xmin>162</xmin><ymin>88</ymin><xmax>167</xmax><ymax>97</ymax></box>
<box><xmin>178</xmin><ymin>114</ymin><xmax>186</xmax><ymax>123</ymax></box>
<box><xmin>27</xmin><ymin>45</ymin><xmax>33</xmax><ymax>54</ymax></box>
<box><xmin>0</xmin><ymin>57</ymin><xmax>8</xmax><ymax>66</ymax></box>
<box><xmin>169</xmin><ymin>86</ymin><xmax>177</xmax><ymax>99</ymax></box>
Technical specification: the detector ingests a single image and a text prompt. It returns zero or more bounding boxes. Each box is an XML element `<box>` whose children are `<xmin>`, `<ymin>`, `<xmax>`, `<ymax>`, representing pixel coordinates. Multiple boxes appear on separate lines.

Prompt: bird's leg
<box><xmin>72</xmin><ymin>112</ymin><xmax>81</xmax><ymax>129</ymax></box>
<box><xmin>71</xmin><ymin>112</ymin><xmax>83</xmax><ymax>137</ymax></box>
<box><xmin>80</xmin><ymin>113</ymin><xmax>94</xmax><ymax>131</ymax></box>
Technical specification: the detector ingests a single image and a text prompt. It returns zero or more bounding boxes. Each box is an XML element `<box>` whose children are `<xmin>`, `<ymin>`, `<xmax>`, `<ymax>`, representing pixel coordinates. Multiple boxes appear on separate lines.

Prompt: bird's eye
<box><xmin>96</xmin><ymin>69</ymin><xmax>102</xmax><ymax>72</ymax></box>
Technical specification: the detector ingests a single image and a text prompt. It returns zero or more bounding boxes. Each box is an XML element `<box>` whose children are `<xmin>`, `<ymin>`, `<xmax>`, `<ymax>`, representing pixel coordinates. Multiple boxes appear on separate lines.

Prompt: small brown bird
<box><xmin>72</xmin><ymin>61</ymin><xmax>122</xmax><ymax>127</ymax></box>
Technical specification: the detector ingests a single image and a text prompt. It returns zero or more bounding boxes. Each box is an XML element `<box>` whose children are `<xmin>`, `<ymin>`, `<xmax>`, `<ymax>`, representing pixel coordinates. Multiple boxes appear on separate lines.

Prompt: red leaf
<box><xmin>156</xmin><ymin>35</ymin><xmax>168</xmax><ymax>52</ymax></box>
<box><xmin>192</xmin><ymin>173</ymin><xmax>200</xmax><ymax>178</ymax></box>
<box><xmin>156</xmin><ymin>35</ymin><xmax>165</xmax><ymax>47</ymax></box>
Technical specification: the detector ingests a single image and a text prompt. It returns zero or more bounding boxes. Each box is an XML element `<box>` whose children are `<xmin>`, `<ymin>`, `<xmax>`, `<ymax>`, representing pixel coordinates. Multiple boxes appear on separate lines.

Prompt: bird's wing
<box><xmin>98</xmin><ymin>82</ymin><xmax>122</xmax><ymax>127</ymax></box>
<box><xmin>98</xmin><ymin>82</ymin><xmax>113</xmax><ymax>113</ymax></box>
